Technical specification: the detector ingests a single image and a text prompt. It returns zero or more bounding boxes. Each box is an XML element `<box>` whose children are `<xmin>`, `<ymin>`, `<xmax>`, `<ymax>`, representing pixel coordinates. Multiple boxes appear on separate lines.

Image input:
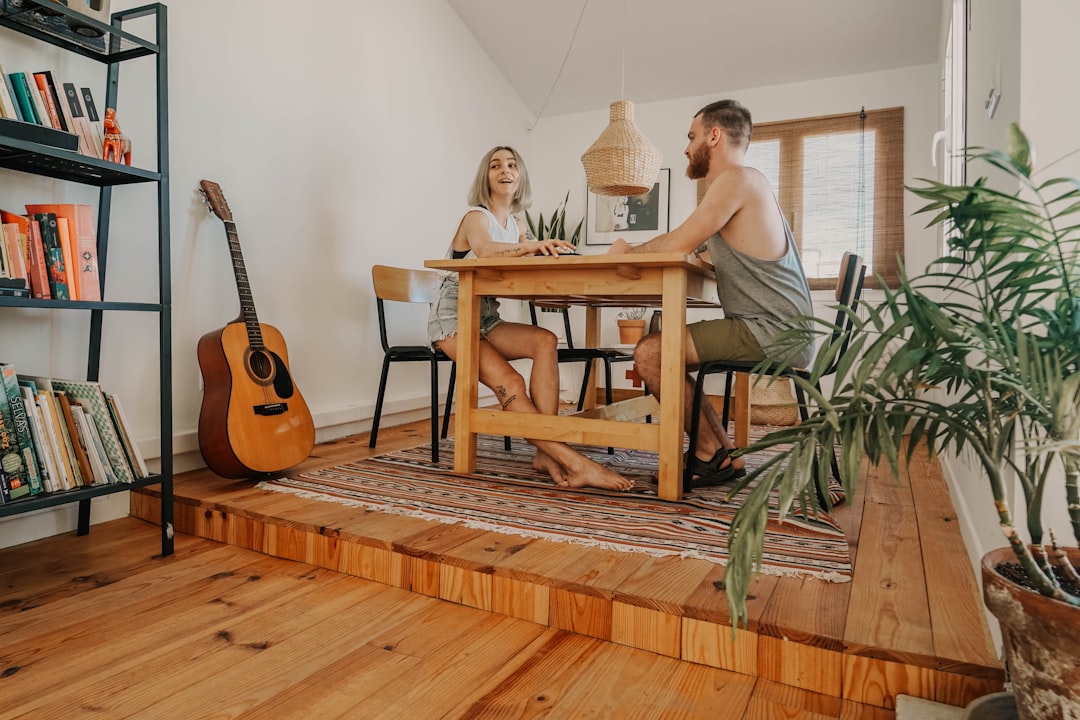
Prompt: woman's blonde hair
<box><xmin>468</xmin><ymin>146</ymin><xmax>532</xmax><ymax>214</ymax></box>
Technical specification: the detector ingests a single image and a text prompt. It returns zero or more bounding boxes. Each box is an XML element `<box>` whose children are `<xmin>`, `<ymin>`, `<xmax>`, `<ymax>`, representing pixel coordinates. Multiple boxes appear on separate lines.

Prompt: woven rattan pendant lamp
<box><xmin>580</xmin><ymin>1</ymin><xmax>662</xmax><ymax>196</ymax></box>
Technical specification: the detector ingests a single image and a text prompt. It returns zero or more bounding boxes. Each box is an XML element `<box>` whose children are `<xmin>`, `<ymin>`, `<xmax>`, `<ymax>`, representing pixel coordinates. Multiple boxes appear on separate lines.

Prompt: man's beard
<box><xmin>686</xmin><ymin>144</ymin><xmax>709</xmax><ymax>180</ymax></box>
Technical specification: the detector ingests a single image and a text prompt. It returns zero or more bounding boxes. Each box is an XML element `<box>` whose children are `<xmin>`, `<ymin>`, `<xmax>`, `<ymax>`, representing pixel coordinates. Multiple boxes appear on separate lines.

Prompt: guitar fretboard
<box><xmin>225</xmin><ymin>220</ymin><xmax>264</xmax><ymax>350</ymax></box>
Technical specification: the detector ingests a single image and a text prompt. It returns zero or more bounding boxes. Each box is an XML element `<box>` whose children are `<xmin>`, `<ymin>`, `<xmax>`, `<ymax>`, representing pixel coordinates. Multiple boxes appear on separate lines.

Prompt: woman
<box><xmin>429</xmin><ymin>146</ymin><xmax>631</xmax><ymax>491</ymax></box>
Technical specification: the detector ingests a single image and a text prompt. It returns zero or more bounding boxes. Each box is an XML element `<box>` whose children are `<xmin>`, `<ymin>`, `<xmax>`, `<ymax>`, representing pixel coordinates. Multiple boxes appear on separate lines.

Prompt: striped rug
<box><xmin>258</xmin><ymin>435</ymin><xmax>852</xmax><ymax>582</ymax></box>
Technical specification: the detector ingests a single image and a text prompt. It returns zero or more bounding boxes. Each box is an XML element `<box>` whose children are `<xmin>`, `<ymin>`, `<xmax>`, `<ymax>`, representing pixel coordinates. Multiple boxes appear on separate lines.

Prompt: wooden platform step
<box><xmin>130</xmin><ymin>428</ymin><xmax>1003</xmax><ymax>711</ymax></box>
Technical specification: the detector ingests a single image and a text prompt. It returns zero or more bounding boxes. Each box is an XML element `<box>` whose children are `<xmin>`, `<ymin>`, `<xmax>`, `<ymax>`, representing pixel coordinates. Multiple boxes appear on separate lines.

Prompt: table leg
<box><xmin>453</xmin><ymin>271</ymin><xmax>480</xmax><ymax>474</ymax></box>
<box><xmin>733</xmin><ymin>372</ymin><xmax>751</xmax><ymax>449</ymax></box>
<box><xmin>656</xmin><ymin>266</ymin><xmax>688</xmax><ymax>501</ymax></box>
<box><xmin>583</xmin><ymin>305</ymin><xmax>600</xmax><ymax>410</ymax></box>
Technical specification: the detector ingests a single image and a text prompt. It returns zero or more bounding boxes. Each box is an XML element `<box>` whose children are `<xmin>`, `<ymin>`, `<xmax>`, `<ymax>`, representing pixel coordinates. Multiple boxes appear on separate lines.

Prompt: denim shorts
<box><xmin>427</xmin><ymin>275</ymin><xmax>503</xmax><ymax>345</ymax></box>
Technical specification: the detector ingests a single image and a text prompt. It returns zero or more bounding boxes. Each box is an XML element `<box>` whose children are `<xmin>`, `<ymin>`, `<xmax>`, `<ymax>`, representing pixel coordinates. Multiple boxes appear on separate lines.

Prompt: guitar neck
<box><xmin>224</xmin><ymin>220</ymin><xmax>264</xmax><ymax>349</ymax></box>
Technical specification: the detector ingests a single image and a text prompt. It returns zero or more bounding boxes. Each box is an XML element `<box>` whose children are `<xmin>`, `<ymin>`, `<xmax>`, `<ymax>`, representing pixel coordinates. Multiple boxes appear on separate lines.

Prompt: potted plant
<box><xmin>525</xmin><ymin>190</ymin><xmax>582</xmax><ymax>246</ymax></box>
<box><xmin>721</xmin><ymin>124</ymin><xmax>1079</xmax><ymax>720</ymax></box>
<box><xmin>616</xmin><ymin>307</ymin><xmax>647</xmax><ymax>344</ymax></box>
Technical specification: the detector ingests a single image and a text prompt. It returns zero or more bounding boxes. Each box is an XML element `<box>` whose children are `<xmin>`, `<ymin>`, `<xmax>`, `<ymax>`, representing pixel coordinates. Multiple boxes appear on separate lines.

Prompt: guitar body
<box><xmin>198</xmin><ymin>321</ymin><xmax>315</xmax><ymax>478</ymax></box>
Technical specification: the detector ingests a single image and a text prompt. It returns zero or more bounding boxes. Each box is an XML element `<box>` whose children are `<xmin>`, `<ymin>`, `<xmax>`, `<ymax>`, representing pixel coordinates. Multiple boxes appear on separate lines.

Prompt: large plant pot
<box><xmin>981</xmin><ymin>546</ymin><xmax>1080</xmax><ymax>720</ymax></box>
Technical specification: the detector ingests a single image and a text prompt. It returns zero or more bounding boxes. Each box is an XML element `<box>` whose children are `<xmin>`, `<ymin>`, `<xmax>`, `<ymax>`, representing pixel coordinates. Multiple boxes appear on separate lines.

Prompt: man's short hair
<box><xmin>695</xmin><ymin>100</ymin><xmax>752</xmax><ymax>149</ymax></box>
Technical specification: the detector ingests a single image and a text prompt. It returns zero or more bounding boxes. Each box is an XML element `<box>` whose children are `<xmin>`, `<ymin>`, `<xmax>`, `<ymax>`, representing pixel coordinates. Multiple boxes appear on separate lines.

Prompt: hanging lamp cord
<box><xmin>528</xmin><ymin>0</ymin><xmax>590</xmax><ymax>131</ymax></box>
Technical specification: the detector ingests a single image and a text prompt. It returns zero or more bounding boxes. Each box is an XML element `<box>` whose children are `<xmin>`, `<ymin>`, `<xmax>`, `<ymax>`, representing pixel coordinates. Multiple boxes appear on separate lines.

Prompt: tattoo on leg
<box><xmin>495</xmin><ymin>385</ymin><xmax>517</xmax><ymax>410</ymax></box>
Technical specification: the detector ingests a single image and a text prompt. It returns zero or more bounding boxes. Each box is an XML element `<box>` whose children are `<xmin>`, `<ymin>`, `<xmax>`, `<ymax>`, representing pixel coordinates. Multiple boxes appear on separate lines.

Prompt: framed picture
<box><xmin>585</xmin><ymin>168</ymin><xmax>670</xmax><ymax>246</ymax></box>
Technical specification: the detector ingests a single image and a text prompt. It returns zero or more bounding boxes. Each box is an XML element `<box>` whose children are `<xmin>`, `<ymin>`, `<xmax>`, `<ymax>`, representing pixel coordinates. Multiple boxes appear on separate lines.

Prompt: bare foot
<box><xmin>561</xmin><ymin>458</ymin><xmax>634</xmax><ymax>492</ymax></box>
<box><xmin>533</xmin><ymin>451</ymin><xmax>569</xmax><ymax>487</ymax></box>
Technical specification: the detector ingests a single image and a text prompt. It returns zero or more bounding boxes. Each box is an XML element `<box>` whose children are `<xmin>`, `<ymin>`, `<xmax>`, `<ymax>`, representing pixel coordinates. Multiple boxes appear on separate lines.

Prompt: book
<box><xmin>32</xmin><ymin>212</ymin><xmax>69</xmax><ymax>300</ymax></box>
<box><xmin>50</xmin><ymin>378</ymin><xmax>134</xmax><ymax>484</ymax></box>
<box><xmin>20</xmin><ymin>383</ymin><xmax>59</xmax><ymax>493</ymax></box>
<box><xmin>23</xmin><ymin>214</ymin><xmax>50</xmax><ymax>299</ymax></box>
<box><xmin>0</xmin><ymin>226</ymin><xmax>11</xmax><ymax>277</ymax></box>
<box><xmin>2</xmin><ymin>223</ymin><xmax>27</xmax><ymax>281</ymax></box>
<box><xmin>23</xmin><ymin>376</ymin><xmax>77</xmax><ymax>490</ymax></box>
<box><xmin>8</xmin><ymin>72</ymin><xmax>41</xmax><ymax>125</ymax></box>
<box><xmin>106</xmin><ymin>392</ymin><xmax>147</xmax><ymax>478</ymax></box>
<box><xmin>54</xmin><ymin>391</ymin><xmax>91</xmax><ymax>486</ymax></box>
<box><xmin>0</xmin><ymin>61</ymin><xmax>20</xmax><ymax>121</ymax></box>
<box><xmin>0</xmin><ymin>364</ymin><xmax>43</xmax><ymax>495</ymax></box>
<box><xmin>24</xmin><ymin>72</ymin><xmax>53</xmax><ymax>129</ymax></box>
<box><xmin>0</xmin><ymin>366</ymin><xmax>33</xmax><ymax>500</ymax></box>
<box><xmin>46</xmin><ymin>390</ymin><xmax>81</xmax><ymax>488</ymax></box>
<box><xmin>24</xmin><ymin>203</ymin><xmax>99</xmax><ymax>301</ymax></box>
<box><xmin>31</xmin><ymin>72</ymin><xmax>64</xmax><ymax>131</ymax></box>
<box><xmin>61</xmin><ymin>81</ymin><xmax>96</xmax><ymax>156</ymax></box>
<box><xmin>0</xmin><ymin>286</ymin><xmax>30</xmax><ymax>298</ymax></box>
<box><xmin>36</xmin><ymin>71</ymin><xmax>70</xmax><ymax>132</ymax></box>
<box><xmin>39</xmin><ymin>390</ymin><xmax>74</xmax><ymax>490</ymax></box>
<box><xmin>80</xmin><ymin>86</ymin><xmax>105</xmax><ymax>153</ymax></box>
<box><xmin>71</xmin><ymin>403</ymin><xmax>112</xmax><ymax>485</ymax></box>
<box><xmin>54</xmin><ymin>217</ymin><xmax>79</xmax><ymax>300</ymax></box>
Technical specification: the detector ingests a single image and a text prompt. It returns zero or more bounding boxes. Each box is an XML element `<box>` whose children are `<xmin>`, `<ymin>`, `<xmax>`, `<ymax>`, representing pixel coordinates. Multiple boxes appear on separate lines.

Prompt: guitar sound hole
<box><xmin>247</xmin><ymin>350</ymin><xmax>274</xmax><ymax>382</ymax></box>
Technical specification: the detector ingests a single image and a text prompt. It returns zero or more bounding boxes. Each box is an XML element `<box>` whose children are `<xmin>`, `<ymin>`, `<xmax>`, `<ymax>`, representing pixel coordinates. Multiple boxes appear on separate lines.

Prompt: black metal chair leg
<box><xmin>369</xmin><ymin>355</ymin><xmax>393</xmax><ymax>448</ymax></box>
<box><xmin>429</xmin><ymin>358</ymin><xmax>440</xmax><ymax>463</ymax></box>
<box><xmin>441</xmin><ymin>362</ymin><xmax>456</xmax><ymax>439</ymax></box>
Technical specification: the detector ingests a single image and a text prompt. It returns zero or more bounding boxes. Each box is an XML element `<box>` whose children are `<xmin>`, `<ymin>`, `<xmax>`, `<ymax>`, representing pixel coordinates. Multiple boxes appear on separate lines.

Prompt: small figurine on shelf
<box><xmin>102</xmin><ymin>108</ymin><xmax>132</xmax><ymax>165</ymax></box>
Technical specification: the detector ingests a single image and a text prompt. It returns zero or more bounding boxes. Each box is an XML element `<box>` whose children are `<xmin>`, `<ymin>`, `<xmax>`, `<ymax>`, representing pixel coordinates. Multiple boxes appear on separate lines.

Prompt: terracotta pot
<box><xmin>617</xmin><ymin>319</ymin><xmax>646</xmax><ymax>345</ymax></box>
<box><xmin>981</xmin><ymin>546</ymin><xmax>1080</xmax><ymax>720</ymax></box>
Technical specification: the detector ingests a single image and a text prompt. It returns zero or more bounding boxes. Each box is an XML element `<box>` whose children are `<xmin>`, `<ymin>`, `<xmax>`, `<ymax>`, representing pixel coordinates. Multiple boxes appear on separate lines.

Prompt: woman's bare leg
<box><xmin>437</xmin><ymin>326</ymin><xmax>632</xmax><ymax>491</ymax></box>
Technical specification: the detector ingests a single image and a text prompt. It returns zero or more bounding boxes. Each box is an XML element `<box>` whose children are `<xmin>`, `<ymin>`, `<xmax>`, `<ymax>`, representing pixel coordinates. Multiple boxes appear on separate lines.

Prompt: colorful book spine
<box><xmin>0</xmin><ymin>370</ymin><xmax>32</xmax><ymax>500</ymax></box>
<box><xmin>32</xmin><ymin>212</ymin><xmax>68</xmax><ymax>300</ymax></box>
<box><xmin>20</xmin><ymin>383</ymin><xmax>58</xmax><ymax>493</ymax></box>
<box><xmin>0</xmin><ymin>364</ymin><xmax>43</xmax><ymax>495</ymax></box>
<box><xmin>0</xmin><ymin>61</ymin><xmax>21</xmax><ymax>121</ymax></box>
<box><xmin>24</xmin><ymin>216</ymin><xmax>52</xmax><ymax>300</ymax></box>
<box><xmin>8</xmin><ymin>72</ymin><xmax>41</xmax><ymax>125</ymax></box>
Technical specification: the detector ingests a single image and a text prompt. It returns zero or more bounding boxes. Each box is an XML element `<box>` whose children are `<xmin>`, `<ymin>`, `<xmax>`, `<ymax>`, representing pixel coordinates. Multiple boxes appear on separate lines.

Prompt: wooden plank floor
<box><xmin>0</xmin><ymin>518</ymin><xmax>901</xmax><ymax>720</ymax></box>
<box><xmin>0</xmin><ymin>416</ymin><xmax>1002</xmax><ymax>717</ymax></box>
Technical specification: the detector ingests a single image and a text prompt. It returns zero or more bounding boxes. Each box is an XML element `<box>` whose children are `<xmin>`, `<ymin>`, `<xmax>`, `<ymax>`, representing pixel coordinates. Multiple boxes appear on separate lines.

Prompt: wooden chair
<box><xmin>685</xmin><ymin>252</ymin><xmax>867</xmax><ymax>502</ymax></box>
<box><xmin>369</xmin><ymin>265</ymin><xmax>456</xmax><ymax>462</ymax></box>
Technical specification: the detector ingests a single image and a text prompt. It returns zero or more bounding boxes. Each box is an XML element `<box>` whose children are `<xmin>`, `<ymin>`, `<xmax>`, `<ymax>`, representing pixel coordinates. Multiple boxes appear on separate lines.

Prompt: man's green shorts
<box><xmin>687</xmin><ymin>318</ymin><xmax>765</xmax><ymax>363</ymax></box>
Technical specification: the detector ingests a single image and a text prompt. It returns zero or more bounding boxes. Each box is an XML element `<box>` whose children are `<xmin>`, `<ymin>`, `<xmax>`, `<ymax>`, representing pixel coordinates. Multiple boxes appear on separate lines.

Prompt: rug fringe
<box><xmin>254</xmin><ymin>480</ymin><xmax>851</xmax><ymax>584</ymax></box>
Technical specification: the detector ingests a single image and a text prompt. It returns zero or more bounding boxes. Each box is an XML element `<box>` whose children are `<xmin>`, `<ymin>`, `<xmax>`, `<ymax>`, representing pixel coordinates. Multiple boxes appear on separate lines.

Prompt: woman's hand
<box><xmin>529</xmin><ymin>238</ymin><xmax>576</xmax><ymax>256</ymax></box>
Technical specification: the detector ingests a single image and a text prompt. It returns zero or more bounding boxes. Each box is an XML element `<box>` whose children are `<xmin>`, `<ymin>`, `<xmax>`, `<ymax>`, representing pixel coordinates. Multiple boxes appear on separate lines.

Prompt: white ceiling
<box><xmin>446</xmin><ymin>0</ymin><xmax>944</xmax><ymax>119</ymax></box>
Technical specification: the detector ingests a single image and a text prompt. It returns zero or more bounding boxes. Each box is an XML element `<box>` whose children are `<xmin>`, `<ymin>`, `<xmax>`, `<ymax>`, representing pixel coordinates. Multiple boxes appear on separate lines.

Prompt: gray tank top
<box><xmin>706</xmin><ymin>213</ymin><xmax>815</xmax><ymax>368</ymax></box>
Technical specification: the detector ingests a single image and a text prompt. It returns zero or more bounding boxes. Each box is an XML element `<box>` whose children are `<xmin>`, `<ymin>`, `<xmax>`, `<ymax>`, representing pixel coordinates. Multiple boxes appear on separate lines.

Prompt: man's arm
<box><xmin>608</xmin><ymin>169</ymin><xmax>745</xmax><ymax>255</ymax></box>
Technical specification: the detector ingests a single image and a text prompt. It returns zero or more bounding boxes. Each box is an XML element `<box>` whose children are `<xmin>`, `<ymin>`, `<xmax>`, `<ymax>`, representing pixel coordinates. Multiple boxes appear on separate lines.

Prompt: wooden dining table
<box><xmin>425</xmin><ymin>252</ymin><xmax>727</xmax><ymax>501</ymax></box>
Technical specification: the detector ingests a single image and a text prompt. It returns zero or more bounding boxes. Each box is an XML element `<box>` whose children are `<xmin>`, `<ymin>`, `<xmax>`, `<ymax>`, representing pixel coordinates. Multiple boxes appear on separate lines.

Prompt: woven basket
<box><xmin>581</xmin><ymin>100</ymin><xmax>663</xmax><ymax>196</ymax></box>
<box><xmin>750</xmin><ymin>378</ymin><xmax>799</xmax><ymax>426</ymax></box>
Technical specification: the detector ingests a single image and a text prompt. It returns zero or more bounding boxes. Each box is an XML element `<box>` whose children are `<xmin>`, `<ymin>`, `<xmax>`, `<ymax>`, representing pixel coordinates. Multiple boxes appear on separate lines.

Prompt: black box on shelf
<box><xmin>0</xmin><ymin>117</ymin><xmax>80</xmax><ymax>151</ymax></box>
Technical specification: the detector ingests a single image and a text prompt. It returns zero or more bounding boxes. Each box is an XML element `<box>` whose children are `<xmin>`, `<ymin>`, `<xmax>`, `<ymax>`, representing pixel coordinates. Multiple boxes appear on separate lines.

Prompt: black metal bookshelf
<box><xmin>0</xmin><ymin>3</ymin><xmax>172</xmax><ymax>556</ymax></box>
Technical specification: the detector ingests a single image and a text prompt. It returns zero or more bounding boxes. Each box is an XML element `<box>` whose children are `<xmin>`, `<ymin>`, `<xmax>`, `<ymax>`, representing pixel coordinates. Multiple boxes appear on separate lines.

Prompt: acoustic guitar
<box><xmin>196</xmin><ymin>179</ymin><xmax>315</xmax><ymax>478</ymax></box>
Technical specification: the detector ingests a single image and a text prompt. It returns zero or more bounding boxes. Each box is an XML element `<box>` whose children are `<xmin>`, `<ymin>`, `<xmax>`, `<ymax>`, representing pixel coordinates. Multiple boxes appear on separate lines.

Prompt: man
<box><xmin>607</xmin><ymin>99</ymin><xmax>813</xmax><ymax>487</ymax></box>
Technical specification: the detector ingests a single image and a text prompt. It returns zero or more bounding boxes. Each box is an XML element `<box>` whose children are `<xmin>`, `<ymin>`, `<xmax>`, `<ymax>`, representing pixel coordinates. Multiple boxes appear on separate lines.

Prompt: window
<box><xmin>704</xmin><ymin>107</ymin><xmax>904</xmax><ymax>290</ymax></box>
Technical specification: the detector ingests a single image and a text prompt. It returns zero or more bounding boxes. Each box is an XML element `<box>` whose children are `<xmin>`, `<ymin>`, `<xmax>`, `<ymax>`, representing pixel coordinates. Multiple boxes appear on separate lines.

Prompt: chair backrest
<box><xmin>528</xmin><ymin>302</ymin><xmax>578</xmax><ymax>350</ymax></box>
<box><xmin>823</xmin><ymin>252</ymin><xmax>866</xmax><ymax>375</ymax></box>
<box><xmin>371</xmin><ymin>265</ymin><xmax>442</xmax><ymax>352</ymax></box>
